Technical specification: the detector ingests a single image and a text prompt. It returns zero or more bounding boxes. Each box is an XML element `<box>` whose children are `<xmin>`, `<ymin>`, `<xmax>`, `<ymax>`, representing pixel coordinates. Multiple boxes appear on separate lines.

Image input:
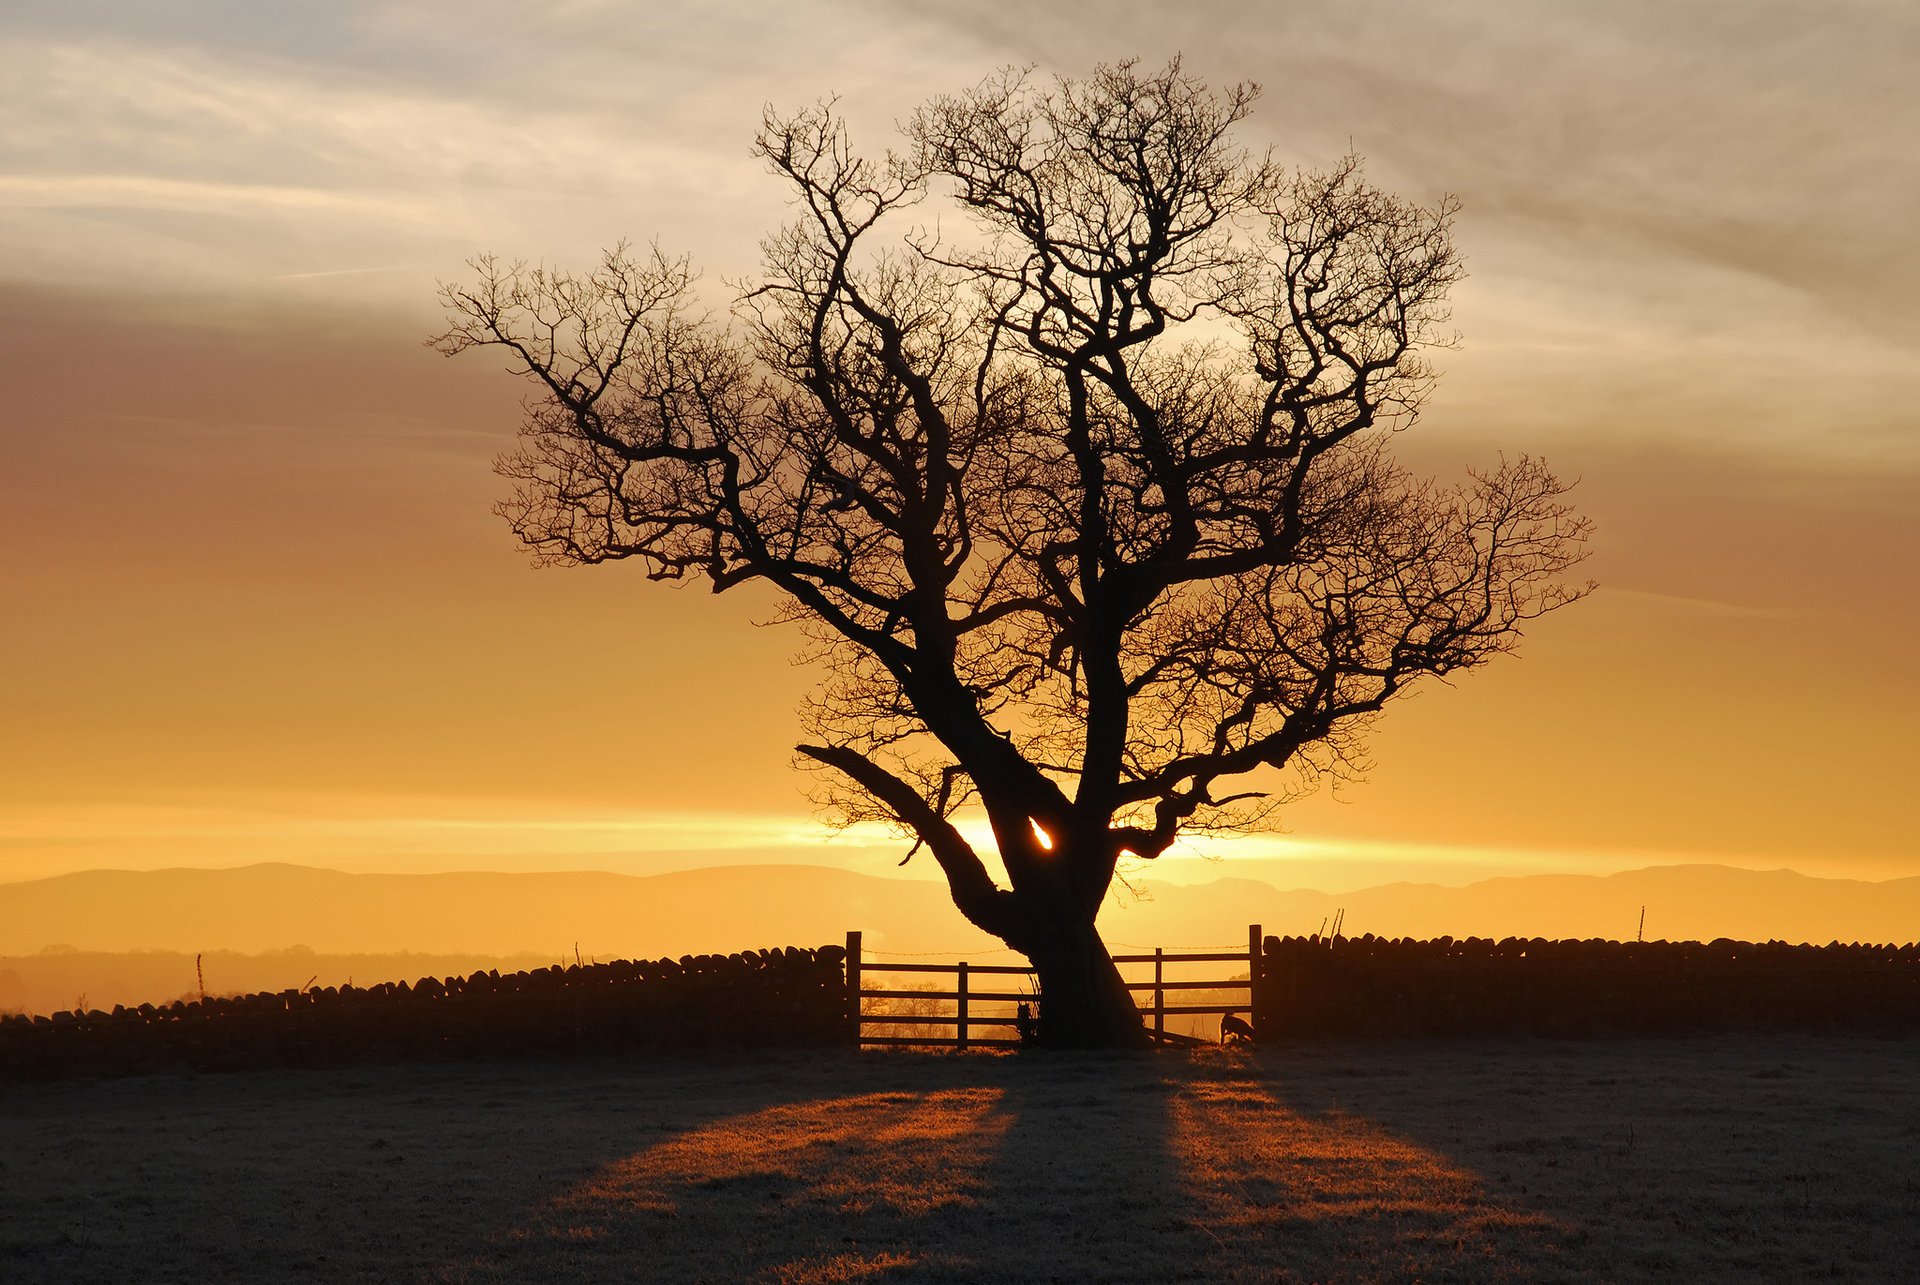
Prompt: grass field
<box><xmin>2</xmin><ymin>1034</ymin><xmax>1915</xmax><ymax>1282</ymax></box>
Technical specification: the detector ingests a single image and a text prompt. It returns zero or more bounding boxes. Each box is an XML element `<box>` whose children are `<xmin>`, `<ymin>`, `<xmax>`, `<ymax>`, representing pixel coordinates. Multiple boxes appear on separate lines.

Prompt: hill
<box><xmin>3</xmin><ymin>860</ymin><xmax>1915</xmax><ymax>1015</ymax></box>
<box><xmin>5</xmin><ymin>860</ymin><xmax>1918</xmax><ymax>958</ymax></box>
<box><xmin>0</xmin><ymin>862</ymin><xmax>970</xmax><ymax>958</ymax></box>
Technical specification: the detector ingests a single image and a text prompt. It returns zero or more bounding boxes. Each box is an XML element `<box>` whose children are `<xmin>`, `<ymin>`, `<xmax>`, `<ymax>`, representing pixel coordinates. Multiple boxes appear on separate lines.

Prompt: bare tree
<box><xmin>435</xmin><ymin>59</ymin><xmax>1592</xmax><ymax>1046</ymax></box>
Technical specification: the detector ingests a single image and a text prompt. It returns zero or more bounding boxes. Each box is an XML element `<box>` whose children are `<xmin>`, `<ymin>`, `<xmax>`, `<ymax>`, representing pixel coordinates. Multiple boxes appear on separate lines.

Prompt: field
<box><xmin>2</xmin><ymin>1035</ymin><xmax>1915</xmax><ymax>1283</ymax></box>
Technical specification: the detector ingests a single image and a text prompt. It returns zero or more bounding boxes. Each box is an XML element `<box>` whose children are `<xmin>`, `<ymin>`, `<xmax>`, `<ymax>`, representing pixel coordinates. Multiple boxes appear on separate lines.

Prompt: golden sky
<box><xmin>3</xmin><ymin>0</ymin><xmax>1916</xmax><ymax>892</ymax></box>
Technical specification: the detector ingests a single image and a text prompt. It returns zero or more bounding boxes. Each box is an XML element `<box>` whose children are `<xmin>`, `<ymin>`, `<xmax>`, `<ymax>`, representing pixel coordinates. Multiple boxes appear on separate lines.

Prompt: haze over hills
<box><xmin>4</xmin><ymin>860</ymin><xmax>1916</xmax><ymax>1016</ymax></box>
<box><xmin>0</xmin><ymin>864</ymin><xmax>964</xmax><ymax>958</ymax></box>
<box><xmin>6</xmin><ymin>859</ymin><xmax>1919</xmax><ymax>957</ymax></box>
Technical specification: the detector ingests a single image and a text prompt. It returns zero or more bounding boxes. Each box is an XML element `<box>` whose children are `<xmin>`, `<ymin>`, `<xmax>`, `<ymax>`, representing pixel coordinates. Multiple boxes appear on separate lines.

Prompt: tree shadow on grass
<box><xmin>19</xmin><ymin>1034</ymin><xmax>1897</xmax><ymax>1281</ymax></box>
<box><xmin>432</xmin><ymin>1050</ymin><xmax>1593</xmax><ymax>1284</ymax></box>
<box><xmin>1159</xmin><ymin>1052</ymin><xmax>1591</xmax><ymax>1283</ymax></box>
<box><xmin>1241</xmin><ymin>1034</ymin><xmax>1920</xmax><ymax>1282</ymax></box>
<box><xmin>0</xmin><ymin>1051</ymin><xmax>870</xmax><ymax>1284</ymax></box>
<box><xmin>432</xmin><ymin>1053</ymin><xmax>1024</xmax><ymax>1283</ymax></box>
<box><xmin>961</xmin><ymin>1051</ymin><xmax>1207</xmax><ymax>1283</ymax></box>
<box><xmin>430</xmin><ymin>1050</ymin><xmax>1207</xmax><ymax>1284</ymax></box>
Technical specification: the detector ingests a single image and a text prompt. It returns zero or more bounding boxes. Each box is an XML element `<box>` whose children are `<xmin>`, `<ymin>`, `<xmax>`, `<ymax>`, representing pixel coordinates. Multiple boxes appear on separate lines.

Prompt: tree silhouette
<box><xmin>436</xmin><ymin>60</ymin><xmax>1592</xmax><ymax>1046</ymax></box>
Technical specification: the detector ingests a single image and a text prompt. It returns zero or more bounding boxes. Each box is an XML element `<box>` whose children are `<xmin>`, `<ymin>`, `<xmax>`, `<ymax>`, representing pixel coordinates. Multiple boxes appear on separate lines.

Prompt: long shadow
<box><xmin>432</xmin><ymin>1048</ymin><xmax>1597</xmax><ymax>1284</ymax></box>
<box><xmin>0</xmin><ymin>1050</ymin><xmax>882</xmax><ymax>1283</ymax></box>
<box><xmin>28</xmin><ymin>1039</ymin><xmax>1878</xmax><ymax>1281</ymax></box>
<box><xmin>1241</xmin><ymin>1033</ymin><xmax>1920</xmax><ymax>1282</ymax></box>
<box><xmin>962</xmin><ymin>1051</ymin><xmax>1206</xmax><ymax>1283</ymax></box>
<box><xmin>430</xmin><ymin>1050</ymin><xmax>1027</xmax><ymax>1283</ymax></box>
<box><xmin>1157</xmin><ymin>1050</ymin><xmax>1589</xmax><ymax>1283</ymax></box>
<box><xmin>430</xmin><ymin>1050</ymin><xmax>1208</xmax><ymax>1284</ymax></box>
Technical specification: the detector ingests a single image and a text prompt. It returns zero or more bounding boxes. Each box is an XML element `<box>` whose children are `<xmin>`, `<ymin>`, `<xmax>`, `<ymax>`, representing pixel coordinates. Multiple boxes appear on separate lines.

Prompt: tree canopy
<box><xmin>436</xmin><ymin>59</ymin><xmax>1592</xmax><ymax>1044</ymax></box>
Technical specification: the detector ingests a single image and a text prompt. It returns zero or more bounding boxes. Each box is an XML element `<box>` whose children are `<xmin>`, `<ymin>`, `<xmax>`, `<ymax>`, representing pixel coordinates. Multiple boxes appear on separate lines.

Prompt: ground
<box><xmin>2</xmin><ymin>1035</ymin><xmax>1915</xmax><ymax>1282</ymax></box>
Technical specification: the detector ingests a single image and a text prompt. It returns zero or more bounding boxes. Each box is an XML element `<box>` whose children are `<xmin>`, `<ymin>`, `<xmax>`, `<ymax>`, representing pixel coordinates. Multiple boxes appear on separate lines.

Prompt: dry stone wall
<box><xmin>1255</xmin><ymin>934</ymin><xmax>1920</xmax><ymax>1037</ymax></box>
<box><xmin>0</xmin><ymin>944</ymin><xmax>849</xmax><ymax>1081</ymax></box>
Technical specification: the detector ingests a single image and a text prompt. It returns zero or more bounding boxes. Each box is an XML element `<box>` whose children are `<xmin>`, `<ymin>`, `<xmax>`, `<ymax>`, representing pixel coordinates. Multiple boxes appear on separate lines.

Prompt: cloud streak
<box><xmin>0</xmin><ymin>5</ymin><xmax>1002</xmax><ymax>298</ymax></box>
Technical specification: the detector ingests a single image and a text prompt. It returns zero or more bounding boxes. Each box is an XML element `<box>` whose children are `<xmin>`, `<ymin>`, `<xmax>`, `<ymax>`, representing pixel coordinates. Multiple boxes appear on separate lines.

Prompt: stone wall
<box><xmin>0</xmin><ymin>944</ymin><xmax>849</xmax><ymax>1080</ymax></box>
<box><xmin>1255</xmin><ymin>935</ymin><xmax>1920</xmax><ymax>1037</ymax></box>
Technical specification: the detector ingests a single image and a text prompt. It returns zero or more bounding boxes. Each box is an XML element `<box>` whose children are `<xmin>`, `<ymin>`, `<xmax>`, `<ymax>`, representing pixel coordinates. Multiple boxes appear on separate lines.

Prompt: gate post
<box><xmin>1154</xmin><ymin>947</ymin><xmax>1166</xmax><ymax>1042</ymax></box>
<box><xmin>957</xmin><ymin>960</ymin><xmax>969</xmax><ymax>1051</ymax></box>
<box><xmin>846</xmin><ymin>930</ymin><xmax>863</xmax><ymax>1046</ymax></box>
<box><xmin>1248</xmin><ymin>924</ymin><xmax>1263</xmax><ymax>1038</ymax></box>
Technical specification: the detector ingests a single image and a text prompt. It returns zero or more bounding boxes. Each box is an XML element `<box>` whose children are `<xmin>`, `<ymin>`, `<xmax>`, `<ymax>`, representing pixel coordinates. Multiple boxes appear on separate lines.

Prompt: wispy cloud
<box><xmin>0</xmin><ymin>174</ymin><xmax>432</xmax><ymax>220</ymax></box>
<box><xmin>1597</xmin><ymin>587</ymin><xmax>1795</xmax><ymax>621</ymax></box>
<box><xmin>870</xmin><ymin>0</ymin><xmax>1920</xmax><ymax>465</ymax></box>
<box><xmin>0</xmin><ymin>797</ymin><xmax>1784</xmax><ymax>888</ymax></box>
<box><xmin>0</xmin><ymin>800</ymin><xmax>912</xmax><ymax>880</ymax></box>
<box><xmin>0</xmin><ymin>7</ymin><xmax>1002</xmax><ymax>298</ymax></box>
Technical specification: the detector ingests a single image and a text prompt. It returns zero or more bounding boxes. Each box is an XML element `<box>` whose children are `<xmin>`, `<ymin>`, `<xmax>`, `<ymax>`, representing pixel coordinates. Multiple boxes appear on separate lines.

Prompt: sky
<box><xmin>2</xmin><ymin>0</ymin><xmax>1917</xmax><ymax>895</ymax></box>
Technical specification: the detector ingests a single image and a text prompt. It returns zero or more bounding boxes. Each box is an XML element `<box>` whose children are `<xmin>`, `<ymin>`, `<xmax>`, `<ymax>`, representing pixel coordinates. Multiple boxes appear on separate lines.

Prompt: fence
<box><xmin>854</xmin><ymin>928</ymin><xmax>1920</xmax><ymax>1047</ymax></box>
<box><xmin>16</xmin><ymin>927</ymin><xmax>1912</xmax><ymax>1081</ymax></box>
<box><xmin>849</xmin><ymin>927</ymin><xmax>1264</xmax><ymax>1049</ymax></box>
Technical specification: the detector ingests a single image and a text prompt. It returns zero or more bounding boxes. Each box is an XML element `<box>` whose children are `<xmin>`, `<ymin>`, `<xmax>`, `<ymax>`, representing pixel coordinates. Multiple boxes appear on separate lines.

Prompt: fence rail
<box><xmin>847</xmin><ymin>927</ymin><xmax>1262</xmax><ymax>1049</ymax></box>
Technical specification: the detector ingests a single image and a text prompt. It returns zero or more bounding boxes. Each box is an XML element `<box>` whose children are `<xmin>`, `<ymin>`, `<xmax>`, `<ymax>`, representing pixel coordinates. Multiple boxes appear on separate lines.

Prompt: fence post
<box><xmin>1248</xmin><ymin>923</ymin><xmax>1263</xmax><ymax>1038</ymax></box>
<box><xmin>1154</xmin><ymin>947</ymin><xmax>1165</xmax><ymax>1043</ymax></box>
<box><xmin>846</xmin><ymin>930</ymin><xmax>863</xmax><ymax>1046</ymax></box>
<box><xmin>957</xmin><ymin>960</ymin><xmax>969</xmax><ymax>1051</ymax></box>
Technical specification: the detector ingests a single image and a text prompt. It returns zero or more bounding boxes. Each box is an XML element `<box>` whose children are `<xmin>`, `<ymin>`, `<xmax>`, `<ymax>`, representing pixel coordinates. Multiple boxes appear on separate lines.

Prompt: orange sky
<box><xmin>2</xmin><ymin>1</ymin><xmax>1916</xmax><ymax>895</ymax></box>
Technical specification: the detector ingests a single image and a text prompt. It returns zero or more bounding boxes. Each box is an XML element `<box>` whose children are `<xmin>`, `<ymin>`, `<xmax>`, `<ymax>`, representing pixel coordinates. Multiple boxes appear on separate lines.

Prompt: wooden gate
<box><xmin>847</xmin><ymin>926</ymin><xmax>1263</xmax><ymax>1049</ymax></box>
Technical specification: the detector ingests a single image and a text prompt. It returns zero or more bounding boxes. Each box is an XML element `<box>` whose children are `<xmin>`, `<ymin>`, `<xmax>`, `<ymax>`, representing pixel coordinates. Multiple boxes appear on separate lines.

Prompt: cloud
<box><xmin>0</xmin><ymin>36</ymin><xmax>760</xmax><ymax>290</ymax></box>
<box><xmin>0</xmin><ymin>174</ymin><xmax>433</xmax><ymax>220</ymax></box>
<box><xmin>1594</xmin><ymin>588</ymin><xmax>1795</xmax><ymax>622</ymax></box>
<box><xmin>0</xmin><ymin>4</ymin><xmax>1008</xmax><ymax>299</ymax></box>
<box><xmin>13</xmin><ymin>1</ymin><xmax>1911</xmax><ymax>388</ymax></box>
<box><xmin>868</xmin><ymin>0</ymin><xmax>1920</xmax><ymax>456</ymax></box>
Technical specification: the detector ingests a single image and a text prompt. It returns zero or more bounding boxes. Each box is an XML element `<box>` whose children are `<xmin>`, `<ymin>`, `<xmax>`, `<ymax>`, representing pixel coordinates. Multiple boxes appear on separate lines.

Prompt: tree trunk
<box><xmin>1026</xmin><ymin>913</ymin><xmax>1148</xmax><ymax>1048</ymax></box>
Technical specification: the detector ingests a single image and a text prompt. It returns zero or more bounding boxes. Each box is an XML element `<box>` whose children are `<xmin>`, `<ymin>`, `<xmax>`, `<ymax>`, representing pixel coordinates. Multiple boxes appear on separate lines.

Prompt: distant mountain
<box><xmin>3</xmin><ymin>861</ymin><xmax>1915</xmax><ymax>1015</ymax></box>
<box><xmin>0</xmin><ymin>947</ymin><xmax>570</xmax><ymax>1019</ymax></box>
<box><xmin>2</xmin><ymin>859</ymin><xmax>1915</xmax><ymax>961</ymax></box>
<box><xmin>0</xmin><ymin>862</ymin><xmax>972</xmax><ymax>958</ymax></box>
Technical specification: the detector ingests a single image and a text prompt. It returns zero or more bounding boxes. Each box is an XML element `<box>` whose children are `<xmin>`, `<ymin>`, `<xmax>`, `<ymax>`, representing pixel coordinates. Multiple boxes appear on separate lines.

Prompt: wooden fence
<box><xmin>848</xmin><ymin>926</ymin><xmax>1263</xmax><ymax>1049</ymax></box>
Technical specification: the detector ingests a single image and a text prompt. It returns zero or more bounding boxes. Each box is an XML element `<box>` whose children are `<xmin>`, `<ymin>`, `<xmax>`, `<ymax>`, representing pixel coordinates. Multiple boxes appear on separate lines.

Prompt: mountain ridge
<box><xmin>3</xmin><ymin>860</ymin><xmax>1915</xmax><ymax>958</ymax></box>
